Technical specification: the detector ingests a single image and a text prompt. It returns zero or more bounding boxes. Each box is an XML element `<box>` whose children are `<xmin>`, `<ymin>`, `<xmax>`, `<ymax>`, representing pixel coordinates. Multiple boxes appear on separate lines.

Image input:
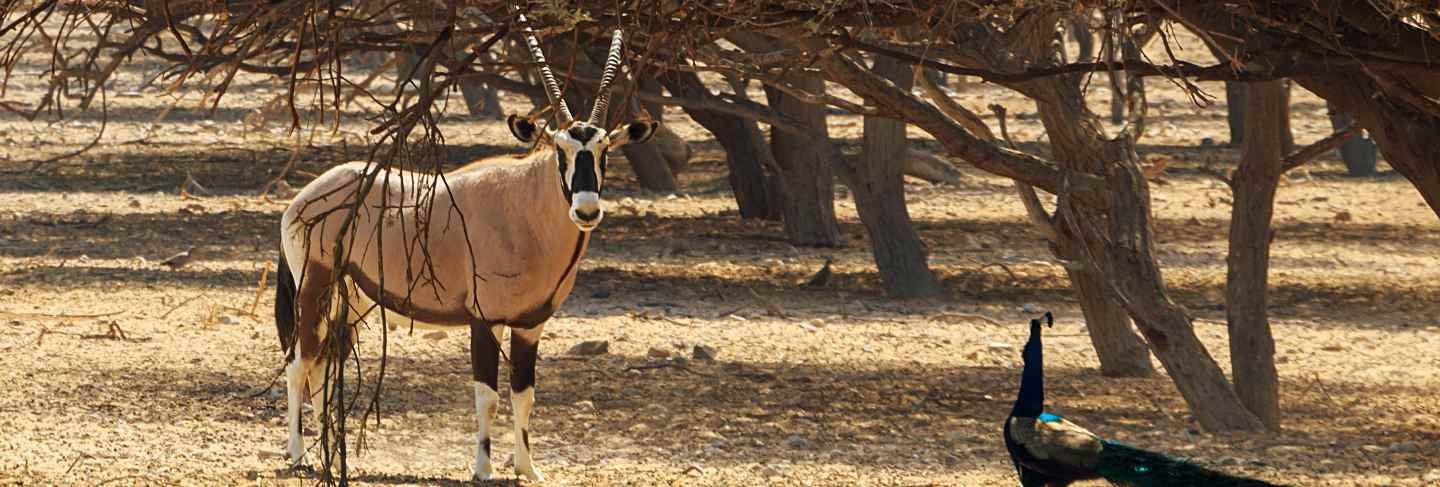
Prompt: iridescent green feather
<box><xmin>1094</xmin><ymin>441</ymin><xmax>1286</xmax><ymax>487</ymax></box>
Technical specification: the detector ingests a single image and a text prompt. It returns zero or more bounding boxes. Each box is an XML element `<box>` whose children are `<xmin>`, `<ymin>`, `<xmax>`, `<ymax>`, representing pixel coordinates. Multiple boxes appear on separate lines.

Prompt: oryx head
<box><xmin>507</xmin><ymin>27</ymin><xmax>657</xmax><ymax>233</ymax></box>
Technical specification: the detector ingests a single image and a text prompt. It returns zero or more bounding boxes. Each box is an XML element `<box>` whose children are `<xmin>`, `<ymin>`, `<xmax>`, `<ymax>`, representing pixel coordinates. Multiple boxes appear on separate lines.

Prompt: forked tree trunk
<box><xmin>848</xmin><ymin>57</ymin><xmax>940</xmax><ymax>297</ymax></box>
<box><xmin>658</xmin><ymin>70</ymin><xmax>781</xmax><ymax>219</ymax></box>
<box><xmin>1033</xmin><ymin>77</ymin><xmax>1260</xmax><ymax>429</ymax></box>
<box><xmin>820</xmin><ymin>52</ymin><xmax>1263</xmax><ymax>430</ymax></box>
<box><xmin>764</xmin><ymin>75</ymin><xmax>842</xmax><ymax>247</ymax></box>
<box><xmin>1226</xmin><ymin>80</ymin><xmax>1286</xmax><ymax>431</ymax></box>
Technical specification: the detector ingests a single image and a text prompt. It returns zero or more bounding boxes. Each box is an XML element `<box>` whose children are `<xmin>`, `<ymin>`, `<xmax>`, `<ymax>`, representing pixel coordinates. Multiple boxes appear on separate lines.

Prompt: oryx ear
<box><xmin>607</xmin><ymin>120</ymin><xmax>658</xmax><ymax>148</ymax></box>
<box><xmin>507</xmin><ymin>114</ymin><xmax>538</xmax><ymax>143</ymax></box>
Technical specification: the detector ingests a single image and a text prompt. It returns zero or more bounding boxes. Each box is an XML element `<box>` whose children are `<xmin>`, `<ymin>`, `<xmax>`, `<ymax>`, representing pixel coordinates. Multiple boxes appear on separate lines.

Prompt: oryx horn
<box><xmin>520</xmin><ymin>14</ymin><xmax>572</xmax><ymax>123</ymax></box>
<box><xmin>589</xmin><ymin>29</ymin><xmax>624</xmax><ymax>127</ymax></box>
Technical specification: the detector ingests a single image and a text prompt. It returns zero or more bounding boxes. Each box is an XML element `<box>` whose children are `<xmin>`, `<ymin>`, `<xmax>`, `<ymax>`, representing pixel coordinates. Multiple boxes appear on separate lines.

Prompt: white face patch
<box><xmin>551</xmin><ymin>124</ymin><xmax>608</xmax><ymax>193</ymax></box>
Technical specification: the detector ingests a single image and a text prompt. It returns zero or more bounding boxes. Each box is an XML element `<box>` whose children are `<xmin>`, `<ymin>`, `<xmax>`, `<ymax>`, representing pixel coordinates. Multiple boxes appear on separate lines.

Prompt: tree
<box><xmin>659</xmin><ymin>70</ymin><xmax>783</xmax><ymax>219</ymax></box>
<box><xmin>1226</xmin><ymin>80</ymin><xmax>1288</xmax><ymax>430</ymax></box>
<box><xmin>729</xmin><ymin>33</ymin><xmax>842</xmax><ymax>247</ymax></box>
<box><xmin>842</xmin><ymin>56</ymin><xmax>941</xmax><ymax>297</ymax></box>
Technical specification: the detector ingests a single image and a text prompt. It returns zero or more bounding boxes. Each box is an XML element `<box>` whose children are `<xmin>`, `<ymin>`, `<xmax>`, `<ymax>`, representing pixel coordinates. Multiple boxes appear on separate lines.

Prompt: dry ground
<box><xmin>2</xmin><ymin>31</ymin><xmax>1440</xmax><ymax>487</ymax></box>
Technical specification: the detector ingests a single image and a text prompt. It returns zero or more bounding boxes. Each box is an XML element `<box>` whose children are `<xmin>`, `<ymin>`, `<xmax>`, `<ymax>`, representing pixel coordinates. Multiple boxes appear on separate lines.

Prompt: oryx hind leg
<box><xmin>510</xmin><ymin>324</ymin><xmax>545</xmax><ymax>482</ymax></box>
<box><xmin>304</xmin><ymin>283</ymin><xmax>363</xmax><ymax>420</ymax></box>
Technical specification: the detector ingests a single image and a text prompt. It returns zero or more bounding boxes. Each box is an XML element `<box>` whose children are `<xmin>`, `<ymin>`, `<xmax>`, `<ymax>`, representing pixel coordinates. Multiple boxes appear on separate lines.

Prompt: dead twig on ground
<box><xmin>159</xmin><ymin>293</ymin><xmax>207</xmax><ymax>319</ymax></box>
<box><xmin>80</xmin><ymin>321</ymin><xmax>149</xmax><ymax>342</ymax></box>
<box><xmin>249</xmin><ymin>262</ymin><xmax>272</xmax><ymax>315</ymax></box>
<box><xmin>624</xmin><ymin>360</ymin><xmax>716</xmax><ymax>377</ymax></box>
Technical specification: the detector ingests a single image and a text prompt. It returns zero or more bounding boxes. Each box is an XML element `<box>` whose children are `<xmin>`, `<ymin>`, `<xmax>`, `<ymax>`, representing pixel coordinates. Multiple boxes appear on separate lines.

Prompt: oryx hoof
<box><xmin>515</xmin><ymin>464</ymin><xmax>545</xmax><ymax>483</ymax></box>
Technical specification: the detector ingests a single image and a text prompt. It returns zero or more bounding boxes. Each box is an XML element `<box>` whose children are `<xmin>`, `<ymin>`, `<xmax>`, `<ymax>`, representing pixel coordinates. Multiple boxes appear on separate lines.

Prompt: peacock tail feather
<box><xmin>1095</xmin><ymin>440</ymin><xmax>1286</xmax><ymax>487</ymax></box>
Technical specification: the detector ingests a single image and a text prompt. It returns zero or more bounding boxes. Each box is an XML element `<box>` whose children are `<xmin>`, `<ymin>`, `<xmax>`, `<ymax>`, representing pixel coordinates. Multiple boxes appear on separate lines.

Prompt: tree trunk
<box><xmin>1069</xmin><ymin>13</ymin><xmax>1095</xmax><ymax>62</ymax></box>
<box><xmin>658</xmin><ymin>70</ymin><xmax>781</xmax><ymax>219</ymax></box>
<box><xmin>765</xmin><ymin>75</ymin><xmax>842</xmax><ymax>247</ymax></box>
<box><xmin>1279</xmin><ymin>80</ymin><xmax>1295</xmax><ymax>153</ymax></box>
<box><xmin>1059</xmin><ymin>240</ymin><xmax>1155</xmax><ymax>377</ymax></box>
<box><xmin>1226</xmin><ymin>80</ymin><xmax>1286</xmax><ymax>431</ymax></box>
<box><xmin>1326</xmin><ymin>101</ymin><xmax>1378</xmax><ymax>177</ymax></box>
<box><xmin>847</xmin><ymin>56</ymin><xmax>940</xmax><ymax>297</ymax></box>
<box><xmin>1225</xmin><ymin>82</ymin><xmax>1247</xmax><ymax>146</ymax></box>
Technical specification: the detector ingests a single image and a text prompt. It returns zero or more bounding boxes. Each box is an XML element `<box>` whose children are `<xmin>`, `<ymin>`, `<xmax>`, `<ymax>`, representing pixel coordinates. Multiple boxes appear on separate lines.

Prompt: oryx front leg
<box><xmin>510</xmin><ymin>325</ymin><xmax>544</xmax><ymax>482</ymax></box>
<box><xmin>471</xmin><ymin>323</ymin><xmax>502</xmax><ymax>481</ymax></box>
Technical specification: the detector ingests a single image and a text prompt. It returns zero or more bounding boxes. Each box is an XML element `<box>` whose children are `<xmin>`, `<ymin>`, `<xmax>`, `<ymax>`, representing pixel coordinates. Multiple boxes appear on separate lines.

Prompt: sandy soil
<box><xmin>2</xmin><ymin>27</ymin><xmax>1439</xmax><ymax>487</ymax></box>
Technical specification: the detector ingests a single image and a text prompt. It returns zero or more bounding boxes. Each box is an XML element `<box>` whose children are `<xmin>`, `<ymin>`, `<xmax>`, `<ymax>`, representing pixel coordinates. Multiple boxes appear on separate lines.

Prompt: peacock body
<box><xmin>1003</xmin><ymin>313</ymin><xmax>1284</xmax><ymax>487</ymax></box>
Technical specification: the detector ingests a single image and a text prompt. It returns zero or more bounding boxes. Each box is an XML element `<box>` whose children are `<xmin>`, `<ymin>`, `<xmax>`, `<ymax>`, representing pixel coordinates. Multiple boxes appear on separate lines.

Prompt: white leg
<box><xmin>285</xmin><ymin>354</ymin><xmax>306</xmax><ymax>466</ymax></box>
<box><xmin>512</xmin><ymin>387</ymin><xmax>543</xmax><ymax>482</ymax></box>
<box><xmin>473</xmin><ymin>382</ymin><xmax>500</xmax><ymax>481</ymax></box>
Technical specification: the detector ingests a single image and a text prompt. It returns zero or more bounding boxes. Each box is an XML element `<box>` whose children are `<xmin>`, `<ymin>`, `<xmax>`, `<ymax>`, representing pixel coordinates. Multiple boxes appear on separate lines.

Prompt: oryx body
<box><xmin>273</xmin><ymin>27</ymin><xmax>654</xmax><ymax>482</ymax></box>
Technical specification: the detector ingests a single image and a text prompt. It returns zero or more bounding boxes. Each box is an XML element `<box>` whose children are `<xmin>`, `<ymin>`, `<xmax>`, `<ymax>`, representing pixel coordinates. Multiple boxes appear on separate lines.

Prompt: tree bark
<box><xmin>1226</xmin><ymin>80</ymin><xmax>1286</xmax><ymax>431</ymax></box>
<box><xmin>1279</xmin><ymin>80</ymin><xmax>1295</xmax><ymax>153</ymax></box>
<box><xmin>1225</xmin><ymin>82</ymin><xmax>1247</xmax><ymax>146</ymax></box>
<box><xmin>845</xmin><ymin>56</ymin><xmax>940</xmax><ymax>297</ymax></box>
<box><xmin>1059</xmin><ymin>240</ymin><xmax>1155</xmax><ymax>377</ymax></box>
<box><xmin>764</xmin><ymin>75</ymin><xmax>842</xmax><ymax>247</ymax></box>
<box><xmin>820</xmin><ymin>34</ymin><xmax>1262</xmax><ymax>430</ymax></box>
<box><xmin>1326</xmin><ymin>101</ymin><xmax>1378</xmax><ymax>177</ymax></box>
<box><xmin>658</xmin><ymin>70</ymin><xmax>782</xmax><ymax>219</ymax></box>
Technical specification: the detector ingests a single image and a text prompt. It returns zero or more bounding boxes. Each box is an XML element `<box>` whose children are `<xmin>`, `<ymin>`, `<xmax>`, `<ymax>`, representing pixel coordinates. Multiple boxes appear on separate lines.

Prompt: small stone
<box><xmin>799</xmin><ymin>322</ymin><xmax>819</xmax><ymax>332</ymax></box>
<box><xmin>987</xmin><ymin>342</ymin><xmax>1013</xmax><ymax>351</ymax></box>
<box><xmin>1334</xmin><ymin>211</ymin><xmax>1353</xmax><ymax>222</ymax></box>
<box><xmin>590</xmin><ymin>289</ymin><xmax>611</xmax><ymax>299</ymax></box>
<box><xmin>692</xmin><ymin>344</ymin><xmax>718</xmax><ymax>361</ymax></box>
<box><xmin>217</xmin><ymin>314</ymin><xmax>238</xmax><ymax>325</ymax></box>
<box><xmin>575</xmin><ymin>400</ymin><xmax>595</xmax><ymax>411</ymax></box>
<box><xmin>647</xmin><ymin>347</ymin><xmax>671</xmax><ymax>358</ymax></box>
<box><xmin>567</xmin><ymin>340</ymin><xmax>610</xmax><ymax>356</ymax></box>
<box><xmin>783</xmin><ymin>435</ymin><xmax>809</xmax><ymax>449</ymax></box>
<box><xmin>1360</xmin><ymin>444</ymin><xmax>1385</xmax><ymax>453</ymax></box>
<box><xmin>1022</xmin><ymin>303</ymin><xmax>1037</xmax><ymax>313</ymax></box>
<box><xmin>1321</xmin><ymin>344</ymin><xmax>1345</xmax><ymax>352</ymax></box>
<box><xmin>423</xmin><ymin>331</ymin><xmax>446</xmax><ymax>340</ymax></box>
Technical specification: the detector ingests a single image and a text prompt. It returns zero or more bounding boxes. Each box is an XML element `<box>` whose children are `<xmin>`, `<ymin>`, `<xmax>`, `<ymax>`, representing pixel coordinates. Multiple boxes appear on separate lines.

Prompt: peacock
<box><xmin>1003</xmin><ymin>312</ymin><xmax>1284</xmax><ymax>487</ymax></box>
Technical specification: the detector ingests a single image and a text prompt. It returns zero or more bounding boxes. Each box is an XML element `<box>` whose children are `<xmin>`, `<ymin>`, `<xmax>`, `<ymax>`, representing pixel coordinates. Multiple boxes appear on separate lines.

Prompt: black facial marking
<box><xmin>571</xmin><ymin>150</ymin><xmax>600</xmax><ymax>194</ymax></box>
<box><xmin>567</xmin><ymin>126</ymin><xmax>600</xmax><ymax>144</ymax></box>
<box><xmin>599</xmin><ymin>150</ymin><xmax>608</xmax><ymax>177</ymax></box>
<box><xmin>556</xmin><ymin>150</ymin><xmax>572</xmax><ymax>203</ymax></box>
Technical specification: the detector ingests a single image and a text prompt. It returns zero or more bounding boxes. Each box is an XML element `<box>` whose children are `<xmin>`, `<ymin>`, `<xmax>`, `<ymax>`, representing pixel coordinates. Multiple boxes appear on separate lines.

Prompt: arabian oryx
<box><xmin>273</xmin><ymin>28</ymin><xmax>655</xmax><ymax>481</ymax></box>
